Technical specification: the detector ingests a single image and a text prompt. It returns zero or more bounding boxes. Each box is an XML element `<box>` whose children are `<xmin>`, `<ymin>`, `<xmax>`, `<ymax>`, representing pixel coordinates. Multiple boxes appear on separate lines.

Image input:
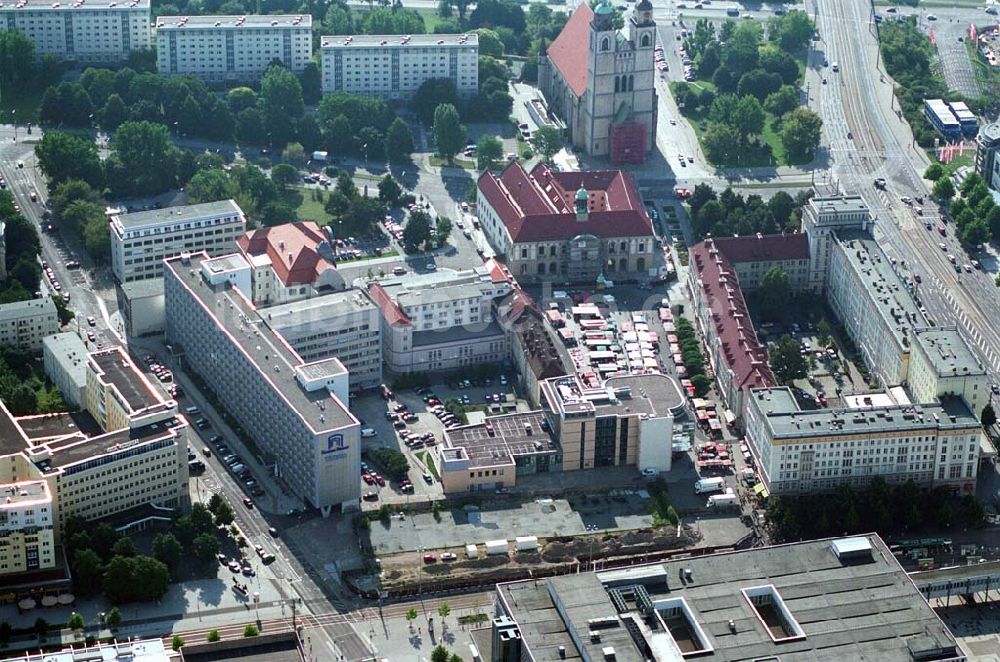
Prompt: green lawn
<box><xmin>925</xmin><ymin>150</ymin><xmax>974</xmax><ymax>178</ymax></box>
<box><xmin>429</xmin><ymin>154</ymin><xmax>476</xmax><ymax>169</ymax></box>
<box><xmin>286</xmin><ymin>188</ymin><xmax>333</xmax><ymax>225</ymax></box>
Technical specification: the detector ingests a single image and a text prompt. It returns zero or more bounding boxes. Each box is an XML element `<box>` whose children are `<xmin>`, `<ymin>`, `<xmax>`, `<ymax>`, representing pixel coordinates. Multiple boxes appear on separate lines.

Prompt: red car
<box><xmin>363</xmin><ymin>473</ymin><xmax>374</xmax><ymax>485</ymax></box>
<box><xmin>423</xmin><ymin>554</ymin><xmax>437</xmax><ymax>563</ymax></box>
<box><xmin>374</xmin><ymin>473</ymin><xmax>385</xmax><ymax>486</ymax></box>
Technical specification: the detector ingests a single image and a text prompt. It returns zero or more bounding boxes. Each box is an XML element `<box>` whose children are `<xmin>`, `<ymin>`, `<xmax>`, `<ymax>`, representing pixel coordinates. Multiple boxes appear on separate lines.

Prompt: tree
<box><xmin>236</xmin><ymin>107</ymin><xmax>266</xmax><ymax>146</ymax></box>
<box><xmin>733</xmin><ymin>95</ymin><xmax>765</xmax><ymax>140</ymax></box>
<box><xmin>213</xmin><ymin>500</ymin><xmax>235</xmax><ymax>527</ymax></box>
<box><xmin>103</xmin><ymin>555</ymin><xmax>170</xmax><ymax>604</ymax></box>
<box><xmin>0</xmin><ymin>28</ymin><xmax>36</xmax><ymax>90</ymax></box>
<box><xmin>690</xmin><ymin>373</ymin><xmax>711</xmax><ymax>396</ymax></box>
<box><xmin>336</xmin><ymin>171</ymin><xmax>357</xmax><ymax>200</ymax></box>
<box><xmin>281</xmin><ymin>142</ymin><xmax>307</xmax><ymax>168</ymax></box>
<box><xmin>83</xmin><ymin>211</ymin><xmax>111</xmax><ymax>264</ymax></box>
<box><xmin>411</xmin><ymin>78</ymin><xmax>460</xmax><ymax>125</ymax></box>
<box><xmin>243</xmin><ymin>624</ymin><xmax>259</xmax><ymax>637</ymax></box>
<box><xmin>533</xmin><ymin>125</ymin><xmax>563</xmax><ymax>162</ymax></box>
<box><xmin>435</xmin><ymin>216</ymin><xmax>453</xmax><ymax>245</ymax></box>
<box><xmin>105</xmin><ymin>607</ymin><xmax>122</xmax><ymax>630</ymax></box>
<box><xmin>172</xmin><ymin>635</ymin><xmax>185</xmax><ymax>651</ymax></box>
<box><xmin>924</xmin><ymin>163</ymin><xmax>945</xmax><ymax>181</ymax></box>
<box><xmin>67</xmin><ymin>612</ymin><xmax>85</xmax><ymax>631</ymax></box>
<box><xmin>34</xmin><ymin>618</ymin><xmax>49</xmax><ymax>639</ymax></box>
<box><xmin>260</xmin><ymin>65</ymin><xmax>305</xmax><ymax>147</ymax></box>
<box><xmin>779</xmin><ymin>107</ymin><xmax>822</xmax><ymax>162</ymax></box>
<box><xmin>207</xmin><ymin>630</ymin><xmax>221</xmax><ymax>642</ymax></box>
<box><xmin>472</xmin><ymin>28</ymin><xmax>504</xmax><ymax>57</ymax></box>
<box><xmin>758</xmin><ymin>267</ymin><xmax>792</xmax><ymax>322</ymax></box>
<box><xmin>403</xmin><ymin>210</ymin><xmax>433</xmax><ymax>252</ymax></box>
<box><xmin>433</xmin><ymin>104</ymin><xmax>466</xmax><ymax>164</ymax></box>
<box><xmin>35</xmin><ymin>132</ymin><xmax>103</xmax><ymax>188</ymax></box>
<box><xmin>112</xmin><ymin>536</ymin><xmax>137</xmax><ymax>558</ymax></box>
<box><xmin>301</xmin><ymin>61</ymin><xmax>322</xmax><ymax>105</ymax></box>
<box><xmin>702</xmin><ymin>123</ymin><xmax>741</xmax><ymax>165</ymax></box>
<box><xmin>476</xmin><ymin>135</ymin><xmax>504</xmax><ymax>171</ymax></box>
<box><xmin>983</xmin><ymin>404</ymin><xmax>997</xmax><ymax>429</ymax></box>
<box><xmin>384</xmin><ymin>117</ymin><xmax>415</xmax><ymax>162</ymax></box>
<box><xmin>378</xmin><ymin>174</ymin><xmax>403</xmax><ymax>206</ymax></box>
<box><xmin>110</xmin><ymin>121</ymin><xmax>177</xmax><ymax>196</ymax></box>
<box><xmin>437</xmin><ymin>603</ymin><xmax>451</xmax><ymax>621</ymax></box>
<box><xmin>71</xmin><ymin>548</ymin><xmax>104</xmax><ymax>597</ymax></box>
<box><xmin>39</xmin><ymin>82</ymin><xmax>94</xmax><ymax>127</ymax></box>
<box><xmin>960</xmin><ymin>171</ymin><xmax>983</xmax><ymax>197</ymax></box>
<box><xmin>961</xmin><ymin>217</ymin><xmax>990</xmax><ymax>246</ymax></box>
<box><xmin>271</xmin><ymin>164</ymin><xmax>299</xmax><ymax>190</ymax></box>
<box><xmin>152</xmin><ymin>532</ymin><xmax>183</xmax><ymax>576</ymax></box>
<box><xmin>764</xmin><ymin>85</ymin><xmax>800</xmax><ymax>118</ymax></box>
<box><xmin>406</xmin><ymin>608</ymin><xmax>418</xmax><ymax>631</ymax></box>
<box><xmin>432</xmin><ymin>645</ymin><xmax>450</xmax><ymax>662</ymax></box>
<box><xmin>737</xmin><ymin>70</ymin><xmax>782</xmax><ymax>101</ymax></box>
<box><xmin>773</xmin><ymin>10</ymin><xmax>815</xmax><ymax>52</ymax></box>
<box><xmin>192</xmin><ymin>532</ymin><xmax>221</xmax><ymax>565</ymax></box>
<box><xmin>770</xmin><ymin>334</ymin><xmax>807</xmax><ymax>384</ymax></box>
<box><xmin>51</xmin><ymin>294</ymin><xmax>74</xmax><ymax>326</ymax></box>
<box><xmin>932</xmin><ymin>176</ymin><xmax>955</xmax><ymax>202</ymax></box>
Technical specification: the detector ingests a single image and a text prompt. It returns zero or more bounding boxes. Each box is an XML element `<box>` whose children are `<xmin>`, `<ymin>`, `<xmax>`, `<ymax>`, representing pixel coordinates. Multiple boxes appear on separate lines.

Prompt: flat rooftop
<box><xmin>497</xmin><ymin>534</ymin><xmax>963</xmax><ymax>662</ymax></box>
<box><xmin>262</xmin><ymin>289</ymin><xmax>376</xmax><ymax>330</ymax></box>
<box><xmin>0</xmin><ymin>296</ymin><xmax>54</xmax><ymax>322</ymax></box>
<box><xmin>601</xmin><ymin>373</ymin><xmax>686</xmax><ymax>417</ymax></box>
<box><xmin>321</xmin><ymin>33</ymin><xmax>478</xmax><ymax>48</ymax></box>
<box><xmin>113</xmin><ymin>199</ymin><xmax>242</xmax><ymax>232</ymax></box>
<box><xmin>0</xmin><ymin>0</ymin><xmax>148</xmax><ymax>9</ymax></box>
<box><xmin>750</xmin><ymin>387</ymin><xmax>980</xmax><ymax>439</ymax></box>
<box><xmin>0</xmin><ymin>480</ymin><xmax>50</xmax><ymax>507</ymax></box>
<box><xmin>6</xmin><ymin>640</ymin><xmax>169</xmax><ymax>662</ymax></box>
<box><xmin>808</xmin><ymin>195</ymin><xmax>870</xmax><ymax>218</ymax></box>
<box><xmin>156</xmin><ymin>14</ymin><xmax>311</xmax><ymax>29</ymax></box>
<box><xmin>833</xmin><ymin>230</ymin><xmax>926</xmax><ymax>349</ymax></box>
<box><xmin>377</xmin><ymin>265</ymin><xmax>503</xmax><ymax>308</ymax></box>
<box><xmin>36</xmin><ymin>418</ymin><xmax>182</xmax><ymax>471</ymax></box>
<box><xmin>120</xmin><ymin>277</ymin><xmax>165</xmax><ymax>299</ymax></box>
<box><xmin>164</xmin><ymin>253</ymin><xmax>354</xmax><ymax>433</ymax></box>
<box><xmin>412</xmin><ymin>320</ymin><xmax>505</xmax><ymax>348</ymax></box>
<box><xmin>445</xmin><ymin>411</ymin><xmax>558</xmax><ymax>468</ymax></box>
<box><xmin>0</xmin><ymin>401</ymin><xmax>28</xmax><ymax>457</ymax></box>
<box><xmin>913</xmin><ymin>326</ymin><xmax>985</xmax><ymax>378</ymax></box>
<box><xmin>89</xmin><ymin>348</ymin><xmax>165</xmax><ymax>413</ymax></box>
<box><xmin>16</xmin><ymin>411</ymin><xmax>101</xmax><ymax>442</ymax></box>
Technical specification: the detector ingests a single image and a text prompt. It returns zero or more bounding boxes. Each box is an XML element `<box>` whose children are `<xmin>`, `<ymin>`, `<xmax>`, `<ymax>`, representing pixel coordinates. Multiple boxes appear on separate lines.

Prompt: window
<box><xmin>601</xmin><ymin>37</ymin><xmax>610</xmax><ymax>51</ymax></box>
<box><xmin>641</xmin><ymin>34</ymin><xmax>651</xmax><ymax>48</ymax></box>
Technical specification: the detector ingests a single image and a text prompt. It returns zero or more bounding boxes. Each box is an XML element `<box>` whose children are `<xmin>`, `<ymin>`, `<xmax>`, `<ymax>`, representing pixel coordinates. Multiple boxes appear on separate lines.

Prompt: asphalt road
<box><xmin>816</xmin><ymin>0</ymin><xmax>1000</xmax><ymax>398</ymax></box>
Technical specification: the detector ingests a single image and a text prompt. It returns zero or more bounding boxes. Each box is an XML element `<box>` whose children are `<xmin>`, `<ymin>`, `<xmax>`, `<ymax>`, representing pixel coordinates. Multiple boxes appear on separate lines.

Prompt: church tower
<box><xmin>584</xmin><ymin>0</ymin><xmax>621</xmax><ymax>157</ymax></box>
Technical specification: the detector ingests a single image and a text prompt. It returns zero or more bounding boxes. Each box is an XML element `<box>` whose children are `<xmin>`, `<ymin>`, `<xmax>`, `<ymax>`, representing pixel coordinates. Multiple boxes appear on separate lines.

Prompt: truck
<box><xmin>708</xmin><ymin>491</ymin><xmax>739</xmax><ymax>509</ymax></box>
<box><xmin>694</xmin><ymin>476</ymin><xmax>726</xmax><ymax>494</ymax></box>
<box><xmin>312</xmin><ymin>150</ymin><xmax>329</xmax><ymax>162</ymax></box>
<box><xmin>485</xmin><ymin>539</ymin><xmax>508</xmax><ymax>556</ymax></box>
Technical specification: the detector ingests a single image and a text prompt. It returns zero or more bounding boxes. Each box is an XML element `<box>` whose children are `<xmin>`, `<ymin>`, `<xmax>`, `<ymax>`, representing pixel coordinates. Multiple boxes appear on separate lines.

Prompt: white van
<box><xmin>694</xmin><ymin>477</ymin><xmax>726</xmax><ymax>494</ymax></box>
<box><xmin>184</xmin><ymin>405</ymin><xmax>200</xmax><ymax>415</ymax></box>
<box><xmin>230</xmin><ymin>463</ymin><xmax>246</xmax><ymax>473</ymax></box>
<box><xmin>361</xmin><ymin>428</ymin><xmax>377</xmax><ymax>438</ymax></box>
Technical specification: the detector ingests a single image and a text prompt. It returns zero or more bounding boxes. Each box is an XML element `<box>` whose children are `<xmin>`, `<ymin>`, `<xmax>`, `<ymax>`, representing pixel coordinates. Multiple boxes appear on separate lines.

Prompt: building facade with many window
<box><xmin>745</xmin><ymin>387</ymin><xmax>981</xmax><ymax>496</ymax></box>
<box><xmin>156</xmin><ymin>14</ymin><xmax>312</xmax><ymax>83</ymax></box>
<box><xmin>0</xmin><ymin>0</ymin><xmax>151</xmax><ymax>63</ymax></box>
<box><xmin>367</xmin><ymin>263</ymin><xmax>513</xmax><ymax>375</ymax></box>
<box><xmin>110</xmin><ymin>200</ymin><xmax>247</xmax><ymax>284</ymax></box>
<box><xmin>0</xmin><ymin>480</ymin><xmax>55</xmax><ymax>577</ymax></box>
<box><xmin>164</xmin><ymin>252</ymin><xmax>360</xmax><ymax>514</ymax></box>
<box><xmin>0</xmin><ymin>297</ymin><xmax>59</xmax><ymax>353</ymax></box>
<box><xmin>320</xmin><ymin>33</ymin><xmax>478</xmax><ymax>98</ymax></box>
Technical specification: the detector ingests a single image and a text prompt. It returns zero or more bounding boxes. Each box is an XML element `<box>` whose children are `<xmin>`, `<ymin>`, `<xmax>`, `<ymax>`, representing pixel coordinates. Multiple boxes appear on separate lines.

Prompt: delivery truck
<box><xmin>485</xmin><ymin>539</ymin><xmax>508</xmax><ymax>556</ymax></box>
<box><xmin>694</xmin><ymin>476</ymin><xmax>726</xmax><ymax>494</ymax></box>
<box><xmin>708</xmin><ymin>492</ymin><xmax>739</xmax><ymax>509</ymax></box>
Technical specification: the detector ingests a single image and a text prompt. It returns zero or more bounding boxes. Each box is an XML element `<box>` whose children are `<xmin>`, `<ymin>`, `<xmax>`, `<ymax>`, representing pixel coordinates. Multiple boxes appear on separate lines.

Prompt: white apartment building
<box><xmin>367</xmin><ymin>264</ymin><xmax>512</xmax><ymax>374</ymax></box>
<box><xmin>110</xmin><ymin>200</ymin><xmax>247</xmax><ymax>284</ymax></box>
<box><xmin>84</xmin><ymin>347</ymin><xmax>175</xmax><ymax>433</ymax></box>
<box><xmin>262</xmin><ymin>290</ymin><xmax>382</xmax><ymax>392</ymax></box>
<box><xmin>801</xmin><ymin>195</ymin><xmax>871</xmax><ymax>291</ymax></box>
<box><xmin>0</xmin><ymin>297</ymin><xmax>59</xmax><ymax>353</ymax></box>
<box><xmin>910</xmin><ymin>327</ymin><xmax>988</xmax><ymax>416</ymax></box>
<box><xmin>827</xmin><ymin>231</ymin><xmax>927</xmax><ymax>387</ymax></box>
<box><xmin>320</xmin><ymin>33</ymin><xmax>479</xmax><ymax>99</ymax></box>
<box><xmin>745</xmin><ymin>387</ymin><xmax>982</xmax><ymax>496</ymax></box>
<box><xmin>0</xmin><ymin>0</ymin><xmax>151</xmax><ymax>63</ymax></box>
<box><xmin>0</xmin><ymin>481</ymin><xmax>55</xmax><ymax>576</ymax></box>
<box><xmin>164</xmin><ymin>252</ymin><xmax>360</xmax><ymax>514</ymax></box>
<box><xmin>43</xmin><ymin>332</ymin><xmax>89</xmax><ymax>408</ymax></box>
<box><xmin>156</xmin><ymin>14</ymin><xmax>312</xmax><ymax>83</ymax></box>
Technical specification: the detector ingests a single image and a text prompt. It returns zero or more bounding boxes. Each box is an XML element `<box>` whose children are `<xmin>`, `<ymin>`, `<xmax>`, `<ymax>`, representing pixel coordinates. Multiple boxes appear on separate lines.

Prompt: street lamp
<box><xmin>11</xmin><ymin>109</ymin><xmax>16</xmax><ymax>142</ymax></box>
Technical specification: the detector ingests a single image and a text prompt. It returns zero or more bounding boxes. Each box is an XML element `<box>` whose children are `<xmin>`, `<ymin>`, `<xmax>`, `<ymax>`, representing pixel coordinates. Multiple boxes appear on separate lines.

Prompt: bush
<box><xmin>373</xmin><ymin>447</ymin><xmax>410</xmax><ymax>482</ymax></box>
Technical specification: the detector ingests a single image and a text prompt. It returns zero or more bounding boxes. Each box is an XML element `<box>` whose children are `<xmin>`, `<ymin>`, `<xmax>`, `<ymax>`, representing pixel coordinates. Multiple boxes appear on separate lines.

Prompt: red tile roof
<box><xmin>237</xmin><ymin>222</ymin><xmax>336</xmax><ymax>286</ymax></box>
<box><xmin>477</xmin><ymin>163</ymin><xmax>654</xmax><ymax>244</ymax></box>
<box><xmin>710</xmin><ymin>233</ymin><xmax>809</xmax><ymax>263</ymax></box>
<box><xmin>690</xmin><ymin>239</ymin><xmax>776</xmax><ymax>393</ymax></box>
<box><xmin>367</xmin><ymin>283</ymin><xmax>411</xmax><ymax>327</ymax></box>
<box><xmin>548</xmin><ymin>3</ymin><xmax>593</xmax><ymax>97</ymax></box>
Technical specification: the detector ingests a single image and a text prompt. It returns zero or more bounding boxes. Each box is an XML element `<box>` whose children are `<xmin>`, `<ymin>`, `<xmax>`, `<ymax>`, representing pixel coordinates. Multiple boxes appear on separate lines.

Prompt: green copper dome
<box><xmin>594</xmin><ymin>0</ymin><xmax>613</xmax><ymax>16</ymax></box>
<box><xmin>576</xmin><ymin>186</ymin><xmax>588</xmax><ymax>201</ymax></box>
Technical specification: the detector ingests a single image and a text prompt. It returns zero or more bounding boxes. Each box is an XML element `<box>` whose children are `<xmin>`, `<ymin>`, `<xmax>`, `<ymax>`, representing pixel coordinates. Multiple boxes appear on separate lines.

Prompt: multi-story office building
<box><xmin>110</xmin><ymin>200</ymin><xmax>247</xmax><ymax>284</ymax></box>
<box><xmin>262</xmin><ymin>290</ymin><xmax>382</xmax><ymax>392</ymax></box>
<box><xmin>42</xmin><ymin>332</ymin><xmax>89</xmax><ymax>408</ymax></box>
<box><xmin>236</xmin><ymin>221</ymin><xmax>346</xmax><ymax>306</ymax></box>
<box><xmin>320</xmin><ymin>33</ymin><xmax>479</xmax><ymax>99</ymax></box>
<box><xmin>84</xmin><ymin>347</ymin><xmax>174</xmax><ymax>432</ymax></box>
<box><xmin>977</xmin><ymin>121</ymin><xmax>1000</xmax><ymax>190</ymax></box>
<box><xmin>491</xmin><ymin>534</ymin><xmax>965</xmax><ymax>662</ymax></box>
<box><xmin>745</xmin><ymin>386</ymin><xmax>981</xmax><ymax>496</ymax></box>
<box><xmin>801</xmin><ymin>195</ymin><xmax>871</xmax><ymax>290</ymax></box>
<box><xmin>163</xmin><ymin>252</ymin><xmax>360</xmax><ymax>513</ymax></box>
<box><xmin>367</xmin><ymin>263</ymin><xmax>513</xmax><ymax>375</ymax></box>
<box><xmin>439</xmin><ymin>373</ymin><xmax>685</xmax><ymax>494</ymax></box>
<box><xmin>0</xmin><ymin>297</ymin><xmax>59</xmax><ymax>353</ymax></box>
<box><xmin>910</xmin><ymin>326</ymin><xmax>988</xmax><ymax>416</ymax></box>
<box><xmin>156</xmin><ymin>14</ymin><xmax>312</xmax><ymax>83</ymax></box>
<box><xmin>827</xmin><ymin>230</ymin><xmax>927</xmax><ymax>387</ymax></box>
<box><xmin>477</xmin><ymin>163</ymin><xmax>656</xmax><ymax>283</ymax></box>
<box><xmin>0</xmin><ymin>0</ymin><xmax>151</xmax><ymax>63</ymax></box>
<box><xmin>0</xmin><ymin>480</ymin><xmax>55</xmax><ymax>577</ymax></box>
